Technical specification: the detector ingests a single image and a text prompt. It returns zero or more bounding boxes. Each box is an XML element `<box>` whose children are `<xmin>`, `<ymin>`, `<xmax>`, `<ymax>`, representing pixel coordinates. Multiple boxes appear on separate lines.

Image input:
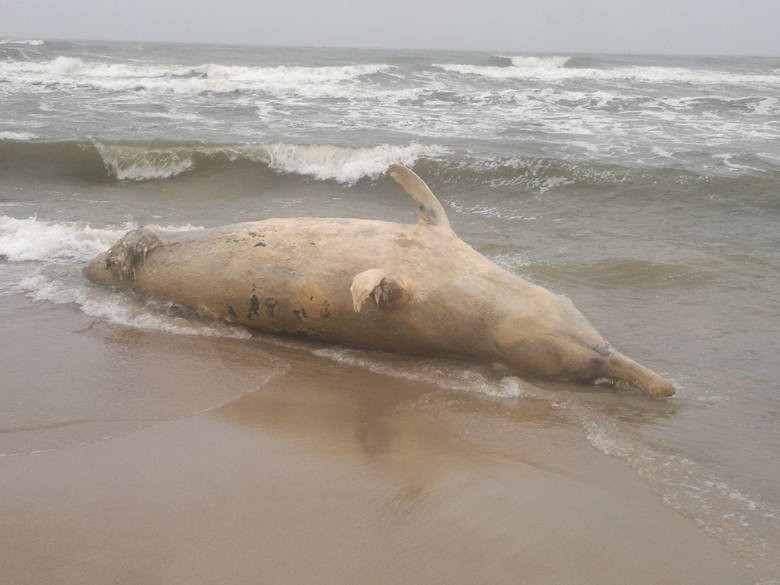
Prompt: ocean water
<box><xmin>1</xmin><ymin>39</ymin><xmax>779</xmax><ymax>581</ymax></box>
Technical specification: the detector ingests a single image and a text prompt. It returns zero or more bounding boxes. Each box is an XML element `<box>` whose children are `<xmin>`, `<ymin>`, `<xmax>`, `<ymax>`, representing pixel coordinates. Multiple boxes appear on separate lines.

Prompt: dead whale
<box><xmin>84</xmin><ymin>164</ymin><xmax>675</xmax><ymax>397</ymax></box>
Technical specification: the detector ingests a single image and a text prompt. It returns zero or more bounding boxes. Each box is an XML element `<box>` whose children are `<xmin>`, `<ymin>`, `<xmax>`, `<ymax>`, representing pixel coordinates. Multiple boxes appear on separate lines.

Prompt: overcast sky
<box><xmin>2</xmin><ymin>0</ymin><xmax>779</xmax><ymax>56</ymax></box>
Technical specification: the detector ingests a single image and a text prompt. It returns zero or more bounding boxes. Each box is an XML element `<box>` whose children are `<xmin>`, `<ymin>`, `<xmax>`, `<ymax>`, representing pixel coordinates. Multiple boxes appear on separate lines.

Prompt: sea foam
<box><xmin>0</xmin><ymin>131</ymin><xmax>39</xmax><ymax>141</ymax></box>
<box><xmin>312</xmin><ymin>347</ymin><xmax>526</xmax><ymax>398</ymax></box>
<box><xmin>433</xmin><ymin>63</ymin><xmax>780</xmax><ymax>86</ymax></box>
<box><xmin>18</xmin><ymin>272</ymin><xmax>251</xmax><ymax>339</ymax></box>
<box><xmin>0</xmin><ymin>215</ymin><xmax>202</xmax><ymax>263</ymax></box>
<box><xmin>0</xmin><ymin>215</ymin><xmax>124</xmax><ymax>262</ymax></box>
<box><xmin>1</xmin><ymin>215</ymin><xmax>247</xmax><ymax>338</ymax></box>
<box><xmin>498</xmin><ymin>55</ymin><xmax>571</xmax><ymax>68</ymax></box>
<box><xmin>257</xmin><ymin>142</ymin><xmax>448</xmax><ymax>184</ymax></box>
<box><xmin>0</xmin><ymin>56</ymin><xmax>393</xmax><ymax>96</ymax></box>
<box><xmin>0</xmin><ymin>39</ymin><xmax>44</xmax><ymax>46</ymax></box>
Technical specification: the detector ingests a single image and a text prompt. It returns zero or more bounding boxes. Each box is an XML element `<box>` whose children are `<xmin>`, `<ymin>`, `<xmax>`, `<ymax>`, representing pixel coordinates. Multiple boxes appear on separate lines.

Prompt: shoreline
<box><xmin>0</xmin><ymin>306</ymin><xmax>755</xmax><ymax>585</ymax></box>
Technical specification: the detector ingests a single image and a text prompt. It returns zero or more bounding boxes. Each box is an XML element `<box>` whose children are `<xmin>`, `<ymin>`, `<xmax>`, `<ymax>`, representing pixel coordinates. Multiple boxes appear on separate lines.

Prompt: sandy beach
<box><xmin>0</xmin><ymin>299</ymin><xmax>753</xmax><ymax>585</ymax></box>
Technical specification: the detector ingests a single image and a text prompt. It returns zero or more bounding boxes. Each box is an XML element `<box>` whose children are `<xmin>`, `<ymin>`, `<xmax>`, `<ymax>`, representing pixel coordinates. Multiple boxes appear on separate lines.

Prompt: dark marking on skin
<box><xmin>264</xmin><ymin>298</ymin><xmax>277</xmax><ymax>317</ymax></box>
<box><xmin>419</xmin><ymin>204</ymin><xmax>425</xmax><ymax>211</ymax></box>
<box><xmin>103</xmin><ymin>229</ymin><xmax>162</xmax><ymax>281</ymax></box>
<box><xmin>247</xmin><ymin>294</ymin><xmax>260</xmax><ymax>320</ymax></box>
<box><xmin>309</xmin><ymin>296</ymin><xmax>314</xmax><ymax>301</ymax></box>
<box><xmin>226</xmin><ymin>304</ymin><xmax>237</xmax><ymax>320</ymax></box>
<box><xmin>275</xmin><ymin>327</ymin><xmax>326</xmax><ymax>341</ymax></box>
<box><xmin>310</xmin><ymin>242</ymin><xmax>316</xmax><ymax>246</ymax></box>
<box><xmin>292</xmin><ymin>308</ymin><xmax>307</xmax><ymax>321</ymax></box>
<box><xmin>305</xmin><ymin>328</ymin><xmax>326</xmax><ymax>339</ymax></box>
<box><xmin>372</xmin><ymin>277</ymin><xmax>408</xmax><ymax>309</ymax></box>
<box><xmin>247</xmin><ymin>231</ymin><xmax>267</xmax><ymax>247</ymax></box>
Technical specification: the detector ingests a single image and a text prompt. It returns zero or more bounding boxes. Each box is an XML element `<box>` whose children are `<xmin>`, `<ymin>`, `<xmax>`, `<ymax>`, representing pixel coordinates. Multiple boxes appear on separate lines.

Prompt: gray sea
<box><xmin>1</xmin><ymin>39</ymin><xmax>779</xmax><ymax>581</ymax></box>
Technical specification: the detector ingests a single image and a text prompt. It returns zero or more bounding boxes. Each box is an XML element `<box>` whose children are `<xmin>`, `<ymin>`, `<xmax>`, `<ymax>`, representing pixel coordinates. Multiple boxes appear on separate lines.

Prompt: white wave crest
<box><xmin>0</xmin><ymin>215</ymin><xmax>125</xmax><ymax>262</ymax></box>
<box><xmin>93</xmin><ymin>141</ymin><xmax>196</xmax><ymax>181</ymax></box>
<box><xmin>0</xmin><ymin>215</ymin><xmax>204</xmax><ymax>263</ymax></box>
<box><xmin>498</xmin><ymin>55</ymin><xmax>571</xmax><ymax>68</ymax></box>
<box><xmin>256</xmin><ymin>143</ymin><xmax>448</xmax><ymax>185</ymax></box>
<box><xmin>0</xmin><ymin>131</ymin><xmax>39</xmax><ymax>141</ymax></box>
<box><xmin>91</xmin><ymin>140</ymin><xmax>448</xmax><ymax>184</ymax></box>
<box><xmin>0</xmin><ymin>39</ymin><xmax>44</xmax><ymax>46</ymax></box>
<box><xmin>0</xmin><ymin>56</ymin><xmax>393</xmax><ymax>97</ymax></box>
<box><xmin>433</xmin><ymin>63</ymin><xmax>780</xmax><ymax>86</ymax></box>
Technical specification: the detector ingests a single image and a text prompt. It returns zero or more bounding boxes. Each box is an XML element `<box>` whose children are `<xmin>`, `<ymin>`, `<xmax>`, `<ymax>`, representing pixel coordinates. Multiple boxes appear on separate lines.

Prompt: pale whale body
<box><xmin>85</xmin><ymin>165</ymin><xmax>675</xmax><ymax>397</ymax></box>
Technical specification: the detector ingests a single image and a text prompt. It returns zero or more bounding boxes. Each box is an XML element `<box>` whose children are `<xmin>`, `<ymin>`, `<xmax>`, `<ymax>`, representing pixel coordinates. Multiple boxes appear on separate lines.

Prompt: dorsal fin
<box><xmin>387</xmin><ymin>164</ymin><xmax>452</xmax><ymax>231</ymax></box>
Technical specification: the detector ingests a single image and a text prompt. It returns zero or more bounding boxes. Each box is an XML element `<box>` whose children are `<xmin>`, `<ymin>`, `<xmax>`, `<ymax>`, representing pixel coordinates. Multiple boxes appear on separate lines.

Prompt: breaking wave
<box><xmin>93</xmin><ymin>140</ymin><xmax>449</xmax><ymax>184</ymax></box>
<box><xmin>0</xmin><ymin>56</ymin><xmax>393</xmax><ymax>96</ymax></box>
<box><xmin>0</xmin><ymin>215</ymin><xmax>202</xmax><ymax>263</ymax></box>
<box><xmin>245</xmin><ymin>142</ymin><xmax>449</xmax><ymax>185</ymax></box>
<box><xmin>0</xmin><ymin>39</ymin><xmax>44</xmax><ymax>46</ymax></box>
<box><xmin>2</xmin><ymin>139</ymin><xmax>777</xmax><ymax>196</ymax></box>
<box><xmin>0</xmin><ymin>139</ymin><xmax>449</xmax><ymax>185</ymax></box>
<box><xmin>433</xmin><ymin>62</ymin><xmax>780</xmax><ymax>86</ymax></box>
<box><xmin>0</xmin><ymin>215</ymin><xmax>124</xmax><ymax>262</ymax></box>
<box><xmin>497</xmin><ymin>55</ymin><xmax>571</xmax><ymax>68</ymax></box>
<box><xmin>0</xmin><ymin>131</ymin><xmax>39</xmax><ymax>141</ymax></box>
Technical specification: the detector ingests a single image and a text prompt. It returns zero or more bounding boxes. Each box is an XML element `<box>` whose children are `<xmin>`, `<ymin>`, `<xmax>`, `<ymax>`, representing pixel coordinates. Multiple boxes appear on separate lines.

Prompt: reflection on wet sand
<box><xmin>217</xmin><ymin>349</ymin><xmax>588</xmax><ymax>501</ymax></box>
<box><xmin>1</xmin><ymin>314</ymin><xmax>752</xmax><ymax>585</ymax></box>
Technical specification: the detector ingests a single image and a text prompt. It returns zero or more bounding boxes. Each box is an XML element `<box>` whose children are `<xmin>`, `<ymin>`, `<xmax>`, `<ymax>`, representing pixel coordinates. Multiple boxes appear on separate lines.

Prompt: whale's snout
<box><xmin>83</xmin><ymin>251</ymin><xmax>114</xmax><ymax>286</ymax></box>
<box><xmin>600</xmin><ymin>351</ymin><xmax>676</xmax><ymax>398</ymax></box>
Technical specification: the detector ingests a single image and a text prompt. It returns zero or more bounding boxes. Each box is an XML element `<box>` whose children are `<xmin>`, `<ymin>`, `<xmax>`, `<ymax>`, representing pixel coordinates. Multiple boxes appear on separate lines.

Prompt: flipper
<box><xmin>350</xmin><ymin>269</ymin><xmax>410</xmax><ymax>312</ymax></box>
<box><xmin>387</xmin><ymin>164</ymin><xmax>452</xmax><ymax>231</ymax></box>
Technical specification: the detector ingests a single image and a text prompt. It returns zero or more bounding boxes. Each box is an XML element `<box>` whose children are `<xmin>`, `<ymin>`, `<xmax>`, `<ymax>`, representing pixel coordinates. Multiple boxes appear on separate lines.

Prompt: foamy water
<box><xmin>0</xmin><ymin>215</ymin><xmax>125</xmax><ymax>261</ymax></box>
<box><xmin>0</xmin><ymin>39</ymin><xmax>44</xmax><ymax>46</ymax></box>
<box><xmin>2</xmin><ymin>42</ymin><xmax>778</xmax><ymax>174</ymax></box>
<box><xmin>434</xmin><ymin>61</ymin><xmax>780</xmax><ymax>85</ymax></box>
<box><xmin>0</xmin><ymin>56</ymin><xmax>393</xmax><ymax>96</ymax></box>
<box><xmin>0</xmin><ymin>216</ymin><xmax>248</xmax><ymax>338</ymax></box>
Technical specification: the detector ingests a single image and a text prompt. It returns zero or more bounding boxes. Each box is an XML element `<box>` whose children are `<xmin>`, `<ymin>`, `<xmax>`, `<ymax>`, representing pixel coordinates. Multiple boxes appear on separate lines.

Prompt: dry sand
<box><xmin>0</xmin><ymin>300</ymin><xmax>752</xmax><ymax>585</ymax></box>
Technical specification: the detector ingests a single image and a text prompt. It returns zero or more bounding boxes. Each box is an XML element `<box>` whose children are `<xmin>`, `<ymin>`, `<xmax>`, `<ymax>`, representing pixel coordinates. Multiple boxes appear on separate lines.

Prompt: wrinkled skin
<box><xmin>84</xmin><ymin>166</ymin><xmax>675</xmax><ymax>398</ymax></box>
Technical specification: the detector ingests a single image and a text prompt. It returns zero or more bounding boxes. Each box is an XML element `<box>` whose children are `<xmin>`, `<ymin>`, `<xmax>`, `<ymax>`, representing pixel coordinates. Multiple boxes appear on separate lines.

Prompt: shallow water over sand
<box><xmin>0</xmin><ymin>305</ymin><xmax>761</xmax><ymax>585</ymax></box>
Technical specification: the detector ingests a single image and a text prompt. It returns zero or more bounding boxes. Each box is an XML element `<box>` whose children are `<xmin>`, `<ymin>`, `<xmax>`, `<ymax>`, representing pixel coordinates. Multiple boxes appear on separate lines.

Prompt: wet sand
<box><xmin>0</xmin><ymin>301</ymin><xmax>752</xmax><ymax>585</ymax></box>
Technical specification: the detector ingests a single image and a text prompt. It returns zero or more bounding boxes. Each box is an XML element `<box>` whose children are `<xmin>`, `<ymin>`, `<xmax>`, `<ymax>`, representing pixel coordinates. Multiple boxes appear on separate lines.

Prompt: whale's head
<box><xmin>495</xmin><ymin>287</ymin><xmax>675</xmax><ymax>398</ymax></box>
<box><xmin>84</xmin><ymin>227</ymin><xmax>163</xmax><ymax>288</ymax></box>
